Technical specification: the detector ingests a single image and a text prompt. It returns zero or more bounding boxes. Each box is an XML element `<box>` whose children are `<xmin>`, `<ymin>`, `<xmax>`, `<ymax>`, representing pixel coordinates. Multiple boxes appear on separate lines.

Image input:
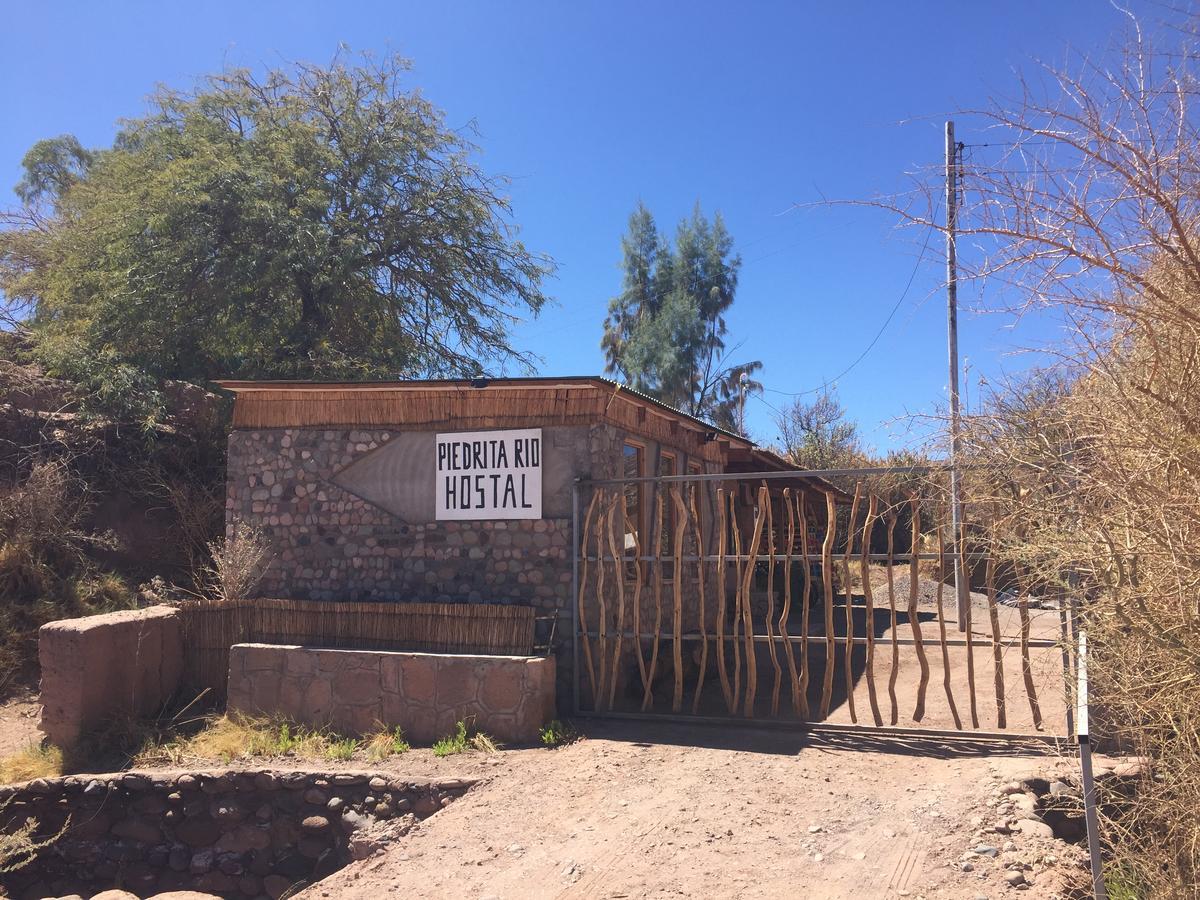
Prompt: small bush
<box><xmin>0</xmin><ymin>744</ymin><xmax>63</xmax><ymax>785</ymax></box>
<box><xmin>539</xmin><ymin>720</ymin><xmax>579</xmax><ymax>748</ymax></box>
<box><xmin>366</xmin><ymin>725</ymin><xmax>410</xmax><ymax>761</ymax></box>
<box><xmin>180</xmin><ymin>714</ymin><xmax>361</xmax><ymax>764</ymax></box>
<box><xmin>203</xmin><ymin>521</ymin><xmax>274</xmax><ymax>602</ymax></box>
<box><xmin>433</xmin><ymin>720</ymin><xmax>498</xmax><ymax>756</ymax></box>
<box><xmin>324</xmin><ymin>736</ymin><xmax>360</xmax><ymax>762</ymax></box>
<box><xmin>432</xmin><ymin>721</ymin><xmax>469</xmax><ymax>757</ymax></box>
<box><xmin>0</xmin><ymin>796</ymin><xmax>66</xmax><ymax>874</ymax></box>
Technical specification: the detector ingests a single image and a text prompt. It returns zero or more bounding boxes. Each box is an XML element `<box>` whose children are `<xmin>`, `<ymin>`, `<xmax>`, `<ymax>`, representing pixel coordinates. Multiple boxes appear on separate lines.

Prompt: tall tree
<box><xmin>0</xmin><ymin>54</ymin><xmax>552</xmax><ymax>382</ymax></box>
<box><xmin>602</xmin><ymin>202</ymin><xmax>761</xmax><ymax>432</ymax></box>
<box><xmin>775</xmin><ymin>388</ymin><xmax>863</xmax><ymax>470</ymax></box>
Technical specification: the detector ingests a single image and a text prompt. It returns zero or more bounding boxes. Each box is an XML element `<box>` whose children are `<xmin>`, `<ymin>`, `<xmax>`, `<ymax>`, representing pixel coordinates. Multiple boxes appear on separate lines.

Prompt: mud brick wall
<box><xmin>226</xmin><ymin>644</ymin><xmax>556</xmax><ymax>744</ymax></box>
<box><xmin>39</xmin><ymin>606</ymin><xmax>183</xmax><ymax>747</ymax></box>
<box><xmin>0</xmin><ymin>768</ymin><xmax>474</xmax><ymax>900</ymax></box>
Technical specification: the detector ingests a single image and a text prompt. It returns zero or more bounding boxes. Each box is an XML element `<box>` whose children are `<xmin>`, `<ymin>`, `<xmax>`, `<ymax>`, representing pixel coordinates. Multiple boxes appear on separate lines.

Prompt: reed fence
<box><xmin>176</xmin><ymin>598</ymin><xmax>537</xmax><ymax>702</ymax></box>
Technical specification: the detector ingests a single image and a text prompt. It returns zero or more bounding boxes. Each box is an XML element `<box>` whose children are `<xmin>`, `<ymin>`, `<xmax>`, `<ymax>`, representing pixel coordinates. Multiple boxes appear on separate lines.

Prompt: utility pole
<box><xmin>946</xmin><ymin>120</ymin><xmax>970</xmax><ymax>632</ymax></box>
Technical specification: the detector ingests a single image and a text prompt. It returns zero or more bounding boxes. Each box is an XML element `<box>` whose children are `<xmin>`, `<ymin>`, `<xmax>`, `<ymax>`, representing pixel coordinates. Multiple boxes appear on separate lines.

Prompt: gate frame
<box><xmin>568</xmin><ymin>465</ymin><xmax>1075</xmax><ymax>746</ymax></box>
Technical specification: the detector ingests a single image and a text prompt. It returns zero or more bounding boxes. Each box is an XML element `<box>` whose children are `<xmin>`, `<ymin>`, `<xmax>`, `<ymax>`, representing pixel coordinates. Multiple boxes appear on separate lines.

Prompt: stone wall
<box><xmin>39</xmin><ymin>606</ymin><xmax>183</xmax><ymax>747</ymax></box>
<box><xmin>226</xmin><ymin>644</ymin><xmax>556</xmax><ymax>745</ymax></box>
<box><xmin>0</xmin><ymin>768</ymin><xmax>472</xmax><ymax>900</ymax></box>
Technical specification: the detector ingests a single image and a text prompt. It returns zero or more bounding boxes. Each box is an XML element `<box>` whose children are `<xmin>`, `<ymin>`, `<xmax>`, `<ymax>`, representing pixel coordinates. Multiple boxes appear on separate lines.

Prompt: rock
<box><xmin>1014</xmin><ymin>818</ymin><xmax>1055</xmax><ymax>840</ymax></box>
<box><xmin>112</xmin><ymin>817</ymin><xmax>164</xmax><ymax>843</ymax></box>
<box><xmin>374</xmin><ymin>801</ymin><xmax>395</xmax><ymax>819</ymax></box>
<box><xmin>1019</xmin><ymin>777</ymin><xmax>1051</xmax><ymax>796</ymax></box>
<box><xmin>122</xmin><ymin>773</ymin><xmax>152</xmax><ymax>791</ymax></box>
<box><xmin>83</xmin><ymin>780</ymin><xmax>107</xmax><ymax>797</ymax></box>
<box><xmin>210</xmin><ymin>800</ymin><xmax>246</xmax><ymax>823</ymax></box>
<box><xmin>1048</xmin><ymin>780</ymin><xmax>1075</xmax><ymax>797</ymax></box>
<box><xmin>991</xmin><ymin>820</ymin><xmax>1012</xmax><ymax>835</ymax></box>
<box><xmin>263</xmin><ymin>874</ymin><xmax>296</xmax><ymax>900</ymax></box>
<box><xmin>813</xmin><ymin>852</ymin><xmax>824</xmax><ymax>862</ymax></box>
<box><xmin>174</xmin><ymin>817</ymin><xmax>223</xmax><ymax>847</ymax></box>
<box><xmin>1011</xmin><ymin>793</ymin><xmax>1037</xmax><ymax>815</ymax></box>
<box><xmin>190</xmin><ymin>848</ymin><xmax>216</xmax><ymax>875</ymax></box>
<box><xmin>961</xmin><ymin>861</ymin><xmax>975</xmax><ymax>872</ymax></box>
<box><xmin>168</xmin><ymin>845</ymin><xmax>191</xmax><ymax>871</ymax></box>
<box><xmin>1000</xmin><ymin>782</ymin><xmax>1023</xmax><ymax>795</ymax></box>
<box><xmin>147</xmin><ymin>892</ymin><xmax>225</xmax><ymax>899</ymax></box>
<box><xmin>972</xmin><ymin>844</ymin><xmax>1000</xmax><ymax>857</ymax></box>
<box><xmin>369</xmin><ymin>776</ymin><xmax>388</xmax><ymax>791</ymax></box>
<box><xmin>326</xmin><ymin>796</ymin><xmax>346</xmax><ymax>814</ymax></box>
<box><xmin>1004</xmin><ymin>869</ymin><xmax>1027</xmax><ymax>887</ymax></box>
<box><xmin>1113</xmin><ymin>760</ymin><xmax>1147</xmax><ymax>779</ymax></box>
<box><xmin>89</xmin><ymin>892</ymin><xmax>140</xmax><ymax>900</ymax></box>
<box><xmin>301</xmin><ymin>815</ymin><xmax>330</xmax><ymax>833</ymax></box>
<box><xmin>200</xmin><ymin>775</ymin><xmax>233</xmax><ymax>794</ymax></box>
<box><xmin>341</xmin><ymin>809</ymin><xmax>365</xmax><ymax>831</ymax></box>
<box><xmin>350</xmin><ymin>836</ymin><xmax>382</xmax><ymax>860</ymax></box>
<box><xmin>304</xmin><ymin>788</ymin><xmax>328</xmax><ymax>806</ymax></box>
<box><xmin>807</xmin><ymin>824</ymin><xmax>823</xmax><ymax>833</ymax></box>
<box><xmin>1002</xmin><ymin>841</ymin><xmax>1017</xmax><ymax>852</ymax></box>
<box><xmin>254</xmin><ymin>772</ymin><xmax>280</xmax><ymax>790</ymax></box>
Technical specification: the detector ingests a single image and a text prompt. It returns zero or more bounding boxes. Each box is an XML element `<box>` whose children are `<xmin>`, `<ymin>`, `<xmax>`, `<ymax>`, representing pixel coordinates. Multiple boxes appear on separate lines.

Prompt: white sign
<box><xmin>435</xmin><ymin>428</ymin><xmax>542</xmax><ymax>520</ymax></box>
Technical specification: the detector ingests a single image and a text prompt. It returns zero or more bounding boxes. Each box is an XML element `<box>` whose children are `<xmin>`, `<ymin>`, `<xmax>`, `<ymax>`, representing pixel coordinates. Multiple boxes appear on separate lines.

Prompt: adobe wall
<box><xmin>226</xmin><ymin>644</ymin><xmax>556</xmax><ymax>745</ymax></box>
<box><xmin>39</xmin><ymin>606</ymin><xmax>183</xmax><ymax>747</ymax></box>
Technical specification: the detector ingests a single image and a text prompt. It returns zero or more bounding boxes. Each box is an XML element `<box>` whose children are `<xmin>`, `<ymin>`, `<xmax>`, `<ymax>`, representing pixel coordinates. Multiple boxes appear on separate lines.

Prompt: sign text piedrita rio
<box><xmin>435</xmin><ymin>428</ymin><xmax>542</xmax><ymax>520</ymax></box>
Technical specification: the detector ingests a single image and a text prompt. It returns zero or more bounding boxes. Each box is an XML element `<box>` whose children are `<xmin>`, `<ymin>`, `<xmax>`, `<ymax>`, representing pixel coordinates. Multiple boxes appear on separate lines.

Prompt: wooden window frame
<box><xmin>621</xmin><ymin>440</ymin><xmax>647</xmax><ymax>578</ymax></box>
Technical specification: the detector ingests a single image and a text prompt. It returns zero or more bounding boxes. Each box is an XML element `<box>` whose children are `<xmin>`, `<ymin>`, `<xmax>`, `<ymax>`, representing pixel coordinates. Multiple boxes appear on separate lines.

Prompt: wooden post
<box><xmin>739</xmin><ymin>485</ymin><xmax>767</xmax><ymax>716</ymax></box>
<box><xmin>778</xmin><ymin>489</ymin><xmax>802</xmax><ymax>716</ymax></box>
<box><xmin>986</xmin><ymin>546</ymin><xmax>1007</xmax><ymax>729</ymax></box>
<box><xmin>819</xmin><ymin>490</ymin><xmax>838</xmax><ymax>720</ymax></box>
<box><xmin>715</xmin><ymin>487</ymin><xmax>733</xmax><ymax>713</ymax></box>
<box><xmin>670</xmin><ymin>487</ymin><xmax>688</xmax><ymax>713</ymax></box>
<box><xmin>860</xmin><ymin>494</ymin><xmax>883</xmax><ymax>726</ymax></box>
<box><xmin>625</xmin><ymin>502</ymin><xmax>648</xmax><ymax>705</ymax></box>
<box><xmin>605</xmin><ymin>493</ymin><xmax>627</xmax><ymax>711</ymax></box>
<box><xmin>886</xmin><ymin>510</ymin><xmax>900</xmax><ymax>725</ymax></box>
<box><xmin>935</xmin><ymin>525</ymin><xmax>963</xmax><ymax>729</ymax></box>
<box><xmin>689</xmin><ymin>485</ymin><xmax>710</xmax><ymax>716</ymax></box>
<box><xmin>909</xmin><ymin>495</ymin><xmax>931</xmax><ymax>722</ymax></box>
<box><xmin>577</xmin><ymin>491</ymin><xmax>601</xmax><ymax>709</ymax></box>
<box><xmin>643</xmin><ymin>490</ymin><xmax>666</xmax><ymax>712</ymax></box>
<box><xmin>764</xmin><ymin>491</ymin><xmax>783</xmax><ymax>716</ymax></box>
<box><xmin>728</xmin><ymin>490</ymin><xmax>743</xmax><ymax>716</ymax></box>
<box><xmin>797</xmin><ymin>492</ymin><xmax>813</xmax><ymax>719</ymax></box>
<box><xmin>841</xmin><ymin>483</ymin><xmax>863</xmax><ymax>723</ymax></box>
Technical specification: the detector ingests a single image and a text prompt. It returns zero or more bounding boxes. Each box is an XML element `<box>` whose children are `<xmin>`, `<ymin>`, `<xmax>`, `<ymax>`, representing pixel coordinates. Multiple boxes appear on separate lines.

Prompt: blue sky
<box><xmin>1</xmin><ymin>1</ymin><xmax>1139</xmax><ymax>451</ymax></box>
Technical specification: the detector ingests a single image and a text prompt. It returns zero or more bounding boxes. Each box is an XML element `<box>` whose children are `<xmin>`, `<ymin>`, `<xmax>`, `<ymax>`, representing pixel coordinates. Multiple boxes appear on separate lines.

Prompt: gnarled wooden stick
<box><xmin>625</xmin><ymin>499</ymin><xmax>648</xmax><ymax>706</ymax></box>
<box><xmin>819</xmin><ymin>490</ymin><xmax>838</xmax><ymax>720</ymax></box>
<box><xmin>886</xmin><ymin>510</ymin><xmax>900</xmax><ymax>725</ymax></box>
<box><xmin>986</xmin><ymin>542</ymin><xmax>1007</xmax><ymax>729</ymax></box>
<box><xmin>860</xmin><ymin>494</ymin><xmax>883</xmax><ymax>726</ymax></box>
<box><xmin>796</xmin><ymin>492</ymin><xmax>813</xmax><ymax>719</ymax></box>
<box><xmin>729</xmin><ymin>490</ymin><xmax>743</xmax><ymax>716</ymax></box>
<box><xmin>908</xmin><ymin>495</ymin><xmax>930</xmax><ymax>723</ymax></box>
<box><xmin>595</xmin><ymin>497</ymin><xmax>610</xmax><ymax>709</ymax></box>
<box><xmin>961</xmin><ymin>520</ymin><xmax>979</xmax><ymax>729</ymax></box>
<box><xmin>739</xmin><ymin>485</ymin><xmax>767</xmax><ymax>717</ymax></box>
<box><xmin>764</xmin><ymin>491</ymin><xmax>783</xmax><ymax>717</ymax></box>
<box><xmin>643</xmin><ymin>489</ymin><xmax>666</xmax><ymax>712</ymax></box>
<box><xmin>577</xmin><ymin>491</ymin><xmax>601</xmax><ymax>709</ymax></box>
<box><xmin>778</xmin><ymin>489</ymin><xmax>802</xmax><ymax>716</ymax></box>
<box><xmin>605</xmin><ymin>492</ymin><xmax>627</xmax><ymax>712</ymax></box>
<box><xmin>715</xmin><ymin>487</ymin><xmax>733</xmax><ymax>712</ymax></box>
<box><xmin>935</xmin><ymin>524</ymin><xmax>963</xmax><ymax>730</ymax></box>
<box><xmin>689</xmin><ymin>485</ymin><xmax>710</xmax><ymax>715</ymax></box>
<box><xmin>670</xmin><ymin>486</ymin><xmax>688</xmax><ymax>713</ymax></box>
<box><xmin>841</xmin><ymin>483</ymin><xmax>863</xmax><ymax>724</ymax></box>
<box><xmin>1015</xmin><ymin>564</ymin><xmax>1044</xmax><ymax>730</ymax></box>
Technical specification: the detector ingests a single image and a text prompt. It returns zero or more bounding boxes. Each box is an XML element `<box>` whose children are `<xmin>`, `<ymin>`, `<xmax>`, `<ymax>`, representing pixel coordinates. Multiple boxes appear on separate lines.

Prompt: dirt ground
<box><xmin>0</xmin><ymin>688</ymin><xmax>40</xmax><ymax>757</ymax></box>
<box><xmin>289</xmin><ymin>721</ymin><xmax>1087</xmax><ymax>900</ymax></box>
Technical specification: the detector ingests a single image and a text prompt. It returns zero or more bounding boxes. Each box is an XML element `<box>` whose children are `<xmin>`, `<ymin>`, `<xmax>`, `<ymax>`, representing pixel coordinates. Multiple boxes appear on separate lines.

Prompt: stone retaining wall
<box><xmin>226</xmin><ymin>644</ymin><xmax>556</xmax><ymax>744</ymax></box>
<box><xmin>0</xmin><ymin>768</ymin><xmax>473</xmax><ymax>900</ymax></box>
<box><xmin>39</xmin><ymin>606</ymin><xmax>183</xmax><ymax>747</ymax></box>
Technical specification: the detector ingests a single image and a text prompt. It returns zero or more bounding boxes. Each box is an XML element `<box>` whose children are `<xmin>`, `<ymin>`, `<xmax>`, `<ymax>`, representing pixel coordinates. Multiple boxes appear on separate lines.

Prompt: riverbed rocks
<box><xmin>0</xmin><ymin>768</ymin><xmax>476</xmax><ymax>900</ymax></box>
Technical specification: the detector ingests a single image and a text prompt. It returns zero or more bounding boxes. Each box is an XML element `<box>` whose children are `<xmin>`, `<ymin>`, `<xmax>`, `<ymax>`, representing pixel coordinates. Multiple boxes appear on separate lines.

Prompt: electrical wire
<box><xmin>763</xmin><ymin>209</ymin><xmax>940</xmax><ymax>400</ymax></box>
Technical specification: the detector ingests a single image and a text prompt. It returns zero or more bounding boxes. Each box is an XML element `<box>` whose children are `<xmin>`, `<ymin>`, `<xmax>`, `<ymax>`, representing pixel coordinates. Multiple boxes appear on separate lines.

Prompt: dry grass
<box><xmin>0</xmin><ymin>796</ymin><xmax>65</xmax><ymax>874</ymax></box>
<box><xmin>0</xmin><ymin>744</ymin><xmax>63</xmax><ymax>785</ymax></box>
<box><xmin>155</xmin><ymin>713</ymin><xmax>373</xmax><ymax>765</ymax></box>
<box><xmin>203</xmin><ymin>521</ymin><xmax>273</xmax><ymax>602</ymax></box>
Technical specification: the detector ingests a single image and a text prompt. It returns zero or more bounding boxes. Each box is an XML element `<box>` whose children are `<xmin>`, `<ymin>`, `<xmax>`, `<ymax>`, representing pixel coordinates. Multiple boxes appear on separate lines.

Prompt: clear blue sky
<box><xmin>1</xmin><ymin>1</ymin><xmax>1139</xmax><ymax>451</ymax></box>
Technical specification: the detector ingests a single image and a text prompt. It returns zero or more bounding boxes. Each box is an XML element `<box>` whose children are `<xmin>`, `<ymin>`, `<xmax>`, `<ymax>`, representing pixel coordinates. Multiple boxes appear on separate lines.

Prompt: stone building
<box><xmin>218</xmin><ymin>376</ymin><xmax>836</xmax><ymax>708</ymax></box>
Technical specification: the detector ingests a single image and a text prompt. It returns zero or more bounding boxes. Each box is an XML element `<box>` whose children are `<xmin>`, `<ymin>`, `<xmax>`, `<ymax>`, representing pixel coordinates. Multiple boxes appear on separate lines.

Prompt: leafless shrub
<box><xmin>203</xmin><ymin>521</ymin><xmax>273</xmax><ymax>602</ymax></box>
<box><xmin>0</xmin><ymin>795</ymin><xmax>66</xmax><ymax>874</ymax></box>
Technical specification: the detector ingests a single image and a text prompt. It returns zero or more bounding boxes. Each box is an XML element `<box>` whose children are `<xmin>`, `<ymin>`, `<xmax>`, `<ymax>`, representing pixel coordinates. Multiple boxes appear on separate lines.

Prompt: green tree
<box><xmin>0</xmin><ymin>54</ymin><xmax>552</xmax><ymax>382</ymax></box>
<box><xmin>775</xmin><ymin>388</ymin><xmax>863</xmax><ymax>470</ymax></box>
<box><xmin>602</xmin><ymin>202</ymin><xmax>762</xmax><ymax>433</ymax></box>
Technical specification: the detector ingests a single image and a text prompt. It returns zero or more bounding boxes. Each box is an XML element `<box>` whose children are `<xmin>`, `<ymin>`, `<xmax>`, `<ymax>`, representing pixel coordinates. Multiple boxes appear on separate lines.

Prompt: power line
<box><xmin>762</xmin><ymin>209</ymin><xmax>940</xmax><ymax>401</ymax></box>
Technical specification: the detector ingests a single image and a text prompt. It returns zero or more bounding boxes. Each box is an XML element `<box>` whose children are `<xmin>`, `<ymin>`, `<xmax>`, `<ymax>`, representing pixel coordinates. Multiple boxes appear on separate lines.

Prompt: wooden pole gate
<box><xmin>570</xmin><ymin>470</ymin><xmax>1073</xmax><ymax>742</ymax></box>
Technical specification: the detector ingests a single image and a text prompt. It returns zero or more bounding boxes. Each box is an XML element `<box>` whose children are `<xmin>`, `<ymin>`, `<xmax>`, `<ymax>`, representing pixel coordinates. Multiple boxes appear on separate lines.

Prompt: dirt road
<box><xmin>302</xmin><ymin>720</ymin><xmax>1085</xmax><ymax>900</ymax></box>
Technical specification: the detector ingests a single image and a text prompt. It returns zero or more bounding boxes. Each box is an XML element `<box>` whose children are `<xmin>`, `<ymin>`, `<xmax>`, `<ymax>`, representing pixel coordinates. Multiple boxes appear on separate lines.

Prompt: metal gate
<box><xmin>570</xmin><ymin>466</ymin><xmax>1072</xmax><ymax>740</ymax></box>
